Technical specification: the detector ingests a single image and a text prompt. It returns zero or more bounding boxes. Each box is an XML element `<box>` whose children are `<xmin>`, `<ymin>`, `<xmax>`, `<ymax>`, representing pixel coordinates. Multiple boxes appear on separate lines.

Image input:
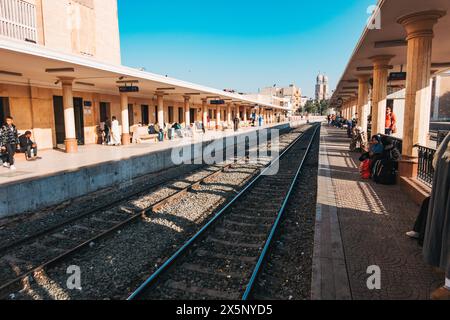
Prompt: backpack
<box><xmin>372</xmin><ymin>159</ymin><xmax>397</xmax><ymax>185</ymax></box>
<box><xmin>360</xmin><ymin>159</ymin><xmax>371</xmax><ymax>179</ymax></box>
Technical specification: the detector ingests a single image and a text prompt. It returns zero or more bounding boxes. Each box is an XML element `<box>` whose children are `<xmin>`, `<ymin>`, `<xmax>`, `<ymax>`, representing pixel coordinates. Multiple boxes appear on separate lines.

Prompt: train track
<box><xmin>127</xmin><ymin>124</ymin><xmax>320</xmax><ymax>300</ymax></box>
<box><xmin>0</xmin><ymin>126</ymin><xmax>304</xmax><ymax>299</ymax></box>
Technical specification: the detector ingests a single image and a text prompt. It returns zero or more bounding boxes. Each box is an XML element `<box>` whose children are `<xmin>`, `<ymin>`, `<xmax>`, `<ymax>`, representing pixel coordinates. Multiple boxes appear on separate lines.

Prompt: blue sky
<box><xmin>118</xmin><ymin>0</ymin><xmax>376</xmax><ymax>97</ymax></box>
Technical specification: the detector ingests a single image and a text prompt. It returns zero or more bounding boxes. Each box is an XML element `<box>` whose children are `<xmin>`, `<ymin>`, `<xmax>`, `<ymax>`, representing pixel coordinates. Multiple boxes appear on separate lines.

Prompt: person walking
<box><xmin>1</xmin><ymin>116</ymin><xmax>19</xmax><ymax>170</ymax></box>
<box><xmin>385</xmin><ymin>107</ymin><xmax>397</xmax><ymax>136</ymax></box>
<box><xmin>423</xmin><ymin>132</ymin><xmax>450</xmax><ymax>300</ymax></box>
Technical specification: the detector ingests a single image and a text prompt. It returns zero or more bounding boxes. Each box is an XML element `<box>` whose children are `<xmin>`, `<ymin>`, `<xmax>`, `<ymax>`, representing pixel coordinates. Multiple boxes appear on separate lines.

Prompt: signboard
<box><xmin>119</xmin><ymin>86</ymin><xmax>139</xmax><ymax>93</ymax></box>
<box><xmin>84</xmin><ymin>101</ymin><xmax>92</xmax><ymax>107</ymax></box>
<box><xmin>388</xmin><ymin>72</ymin><xmax>407</xmax><ymax>81</ymax></box>
<box><xmin>210</xmin><ymin>99</ymin><xmax>225</xmax><ymax>105</ymax></box>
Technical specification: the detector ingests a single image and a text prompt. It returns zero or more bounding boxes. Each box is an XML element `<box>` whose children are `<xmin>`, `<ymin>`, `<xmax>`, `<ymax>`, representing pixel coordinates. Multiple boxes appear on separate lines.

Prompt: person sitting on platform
<box><xmin>19</xmin><ymin>131</ymin><xmax>39</xmax><ymax>160</ymax></box>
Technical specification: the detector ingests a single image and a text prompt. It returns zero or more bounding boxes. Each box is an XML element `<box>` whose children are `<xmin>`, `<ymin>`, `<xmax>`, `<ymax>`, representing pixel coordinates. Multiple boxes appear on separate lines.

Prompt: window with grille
<box><xmin>0</xmin><ymin>0</ymin><xmax>37</xmax><ymax>42</ymax></box>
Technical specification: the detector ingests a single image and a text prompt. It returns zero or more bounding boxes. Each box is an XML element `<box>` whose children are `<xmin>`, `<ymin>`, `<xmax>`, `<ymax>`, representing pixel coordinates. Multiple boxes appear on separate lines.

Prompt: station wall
<box><xmin>0</xmin><ymin>82</ymin><xmax>205</xmax><ymax>149</ymax></box>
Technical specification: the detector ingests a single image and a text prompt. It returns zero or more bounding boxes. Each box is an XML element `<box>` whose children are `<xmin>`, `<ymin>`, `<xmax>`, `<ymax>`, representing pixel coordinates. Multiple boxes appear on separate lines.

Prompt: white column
<box><xmin>60</xmin><ymin>77</ymin><xmax>77</xmax><ymax>153</ymax></box>
<box><xmin>157</xmin><ymin>93</ymin><xmax>164</xmax><ymax>128</ymax></box>
<box><xmin>120</xmin><ymin>93</ymin><xmax>130</xmax><ymax>145</ymax></box>
<box><xmin>184</xmin><ymin>96</ymin><xmax>190</xmax><ymax>128</ymax></box>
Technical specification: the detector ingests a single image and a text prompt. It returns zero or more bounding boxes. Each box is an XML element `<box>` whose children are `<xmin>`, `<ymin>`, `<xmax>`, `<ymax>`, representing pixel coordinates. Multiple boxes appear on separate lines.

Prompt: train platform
<box><xmin>312</xmin><ymin>125</ymin><xmax>444</xmax><ymax>300</ymax></box>
<box><xmin>0</xmin><ymin>119</ymin><xmax>318</xmax><ymax>218</ymax></box>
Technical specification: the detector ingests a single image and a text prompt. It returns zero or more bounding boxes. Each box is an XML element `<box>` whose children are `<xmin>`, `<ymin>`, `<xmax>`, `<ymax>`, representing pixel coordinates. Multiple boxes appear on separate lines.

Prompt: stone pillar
<box><xmin>243</xmin><ymin>107</ymin><xmax>248</xmax><ymax>124</ymax></box>
<box><xmin>157</xmin><ymin>93</ymin><xmax>164</xmax><ymax>129</ymax></box>
<box><xmin>216</xmin><ymin>106</ymin><xmax>221</xmax><ymax>129</ymax></box>
<box><xmin>227</xmin><ymin>104</ymin><xmax>232</xmax><ymax>127</ymax></box>
<box><xmin>202</xmin><ymin>99</ymin><xmax>208</xmax><ymax>128</ymax></box>
<box><xmin>357</xmin><ymin>75</ymin><xmax>370</xmax><ymax>134</ymax></box>
<box><xmin>60</xmin><ymin>78</ymin><xmax>78</xmax><ymax>153</ymax></box>
<box><xmin>397</xmin><ymin>10</ymin><xmax>446</xmax><ymax>177</ymax></box>
<box><xmin>370</xmin><ymin>55</ymin><xmax>394</xmax><ymax>135</ymax></box>
<box><xmin>120</xmin><ymin>93</ymin><xmax>130</xmax><ymax>145</ymax></box>
<box><xmin>235</xmin><ymin>105</ymin><xmax>240</xmax><ymax>120</ymax></box>
<box><xmin>184</xmin><ymin>96</ymin><xmax>191</xmax><ymax>128</ymax></box>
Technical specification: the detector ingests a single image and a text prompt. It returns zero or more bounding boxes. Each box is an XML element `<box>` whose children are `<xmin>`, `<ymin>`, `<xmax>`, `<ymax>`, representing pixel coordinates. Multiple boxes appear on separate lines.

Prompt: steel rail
<box><xmin>242</xmin><ymin>124</ymin><xmax>320</xmax><ymax>300</ymax></box>
<box><xmin>126</xmin><ymin>126</ymin><xmax>315</xmax><ymax>300</ymax></box>
<box><xmin>0</xmin><ymin>158</ymin><xmax>244</xmax><ymax>299</ymax></box>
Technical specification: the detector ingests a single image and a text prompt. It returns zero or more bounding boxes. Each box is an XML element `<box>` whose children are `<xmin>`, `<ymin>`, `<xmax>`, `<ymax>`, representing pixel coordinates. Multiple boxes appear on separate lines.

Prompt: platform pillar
<box><xmin>60</xmin><ymin>77</ymin><xmax>78</xmax><ymax>153</ymax></box>
<box><xmin>370</xmin><ymin>55</ymin><xmax>394</xmax><ymax>136</ymax></box>
<box><xmin>202</xmin><ymin>98</ymin><xmax>208</xmax><ymax>129</ymax></box>
<box><xmin>216</xmin><ymin>105</ymin><xmax>221</xmax><ymax>130</ymax></box>
<box><xmin>357</xmin><ymin>75</ymin><xmax>370</xmax><ymax>134</ymax></box>
<box><xmin>157</xmin><ymin>93</ymin><xmax>164</xmax><ymax>129</ymax></box>
<box><xmin>397</xmin><ymin>10</ymin><xmax>446</xmax><ymax>176</ymax></box>
<box><xmin>120</xmin><ymin>93</ymin><xmax>130</xmax><ymax>145</ymax></box>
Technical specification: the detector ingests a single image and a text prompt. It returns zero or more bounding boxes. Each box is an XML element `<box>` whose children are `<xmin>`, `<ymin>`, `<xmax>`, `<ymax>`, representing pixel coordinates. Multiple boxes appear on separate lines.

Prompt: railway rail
<box><xmin>127</xmin><ymin>124</ymin><xmax>320</xmax><ymax>300</ymax></box>
<box><xmin>0</xmin><ymin>125</ymin><xmax>307</xmax><ymax>299</ymax></box>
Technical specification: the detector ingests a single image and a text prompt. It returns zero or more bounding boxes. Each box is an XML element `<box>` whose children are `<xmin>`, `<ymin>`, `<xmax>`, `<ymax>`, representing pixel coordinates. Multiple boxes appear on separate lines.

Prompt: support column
<box><xmin>227</xmin><ymin>104</ymin><xmax>232</xmax><ymax>127</ymax></box>
<box><xmin>60</xmin><ymin>78</ymin><xmax>77</xmax><ymax>153</ymax></box>
<box><xmin>370</xmin><ymin>55</ymin><xmax>394</xmax><ymax>135</ymax></box>
<box><xmin>120</xmin><ymin>93</ymin><xmax>130</xmax><ymax>145</ymax></box>
<box><xmin>184</xmin><ymin>96</ymin><xmax>191</xmax><ymax>128</ymax></box>
<box><xmin>243</xmin><ymin>107</ymin><xmax>248</xmax><ymax>124</ymax></box>
<box><xmin>202</xmin><ymin>98</ymin><xmax>208</xmax><ymax>129</ymax></box>
<box><xmin>357</xmin><ymin>75</ymin><xmax>370</xmax><ymax>134</ymax></box>
<box><xmin>216</xmin><ymin>105</ymin><xmax>221</xmax><ymax>130</ymax></box>
<box><xmin>397</xmin><ymin>10</ymin><xmax>446</xmax><ymax>177</ymax></box>
<box><xmin>157</xmin><ymin>93</ymin><xmax>164</xmax><ymax>129</ymax></box>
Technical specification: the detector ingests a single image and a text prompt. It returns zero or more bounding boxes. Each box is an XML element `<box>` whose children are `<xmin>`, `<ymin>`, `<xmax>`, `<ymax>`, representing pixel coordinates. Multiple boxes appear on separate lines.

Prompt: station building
<box><xmin>0</xmin><ymin>0</ymin><xmax>287</xmax><ymax>152</ymax></box>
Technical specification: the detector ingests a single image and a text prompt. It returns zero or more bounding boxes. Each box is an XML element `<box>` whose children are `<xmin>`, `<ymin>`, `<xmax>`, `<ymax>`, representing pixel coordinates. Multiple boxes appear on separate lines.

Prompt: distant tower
<box><xmin>315</xmin><ymin>73</ymin><xmax>329</xmax><ymax>101</ymax></box>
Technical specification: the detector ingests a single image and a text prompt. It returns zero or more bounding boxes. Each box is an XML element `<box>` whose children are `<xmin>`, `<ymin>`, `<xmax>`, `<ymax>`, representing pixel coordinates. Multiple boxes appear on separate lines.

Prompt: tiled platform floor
<box><xmin>0</xmin><ymin>121</ymin><xmax>305</xmax><ymax>185</ymax></box>
<box><xmin>312</xmin><ymin>125</ymin><xmax>444</xmax><ymax>300</ymax></box>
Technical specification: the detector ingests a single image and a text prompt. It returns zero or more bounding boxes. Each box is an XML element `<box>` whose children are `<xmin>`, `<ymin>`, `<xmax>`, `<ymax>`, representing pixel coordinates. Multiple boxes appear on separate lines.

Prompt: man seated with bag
<box><xmin>19</xmin><ymin>131</ymin><xmax>39</xmax><ymax>160</ymax></box>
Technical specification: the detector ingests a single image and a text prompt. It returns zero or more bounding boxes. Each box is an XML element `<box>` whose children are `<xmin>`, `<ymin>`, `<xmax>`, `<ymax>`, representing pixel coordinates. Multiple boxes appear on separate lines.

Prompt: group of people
<box><xmin>99</xmin><ymin>116</ymin><xmax>121</xmax><ymax>146</ymax></box>
<box><xmin>0</xmin><ymin>116</ymin><xmax>39</xmax><ymax>171</ymax></box>
<box><xmin>358</xmin><ymin>134</ymin><xmax>401</xmax><ymax>184</ymax></box>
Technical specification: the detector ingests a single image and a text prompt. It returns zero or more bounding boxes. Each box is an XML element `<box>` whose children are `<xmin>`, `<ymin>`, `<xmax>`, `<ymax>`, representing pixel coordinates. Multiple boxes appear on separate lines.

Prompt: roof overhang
<box><xmin>0</xmin><ymin>37</ymin><xmax>288</xmax><ymax>111</ymax></box>
<box><xmin>330</xmin><ymin>0</ymin><xmax>450</xmax><ymax>107</ymax></box>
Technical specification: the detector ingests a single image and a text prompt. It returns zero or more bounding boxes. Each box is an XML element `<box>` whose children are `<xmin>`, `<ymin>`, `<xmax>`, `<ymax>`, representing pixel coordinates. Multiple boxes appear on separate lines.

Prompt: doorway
<box><xmin>53</xmin><ymin>96</ymin><xmax>85</xmax><ymax>146</ymax></box>
<box><xmin>141</xmin><ymin>105</ymin><xmax>149</xmax><ymax>125</ymax></box>
<box><xmin>0</xmin><ymin>97</ymin><xmax>11</xmax><ymax>127</ymax></box>
<box><xmin>128</xmin><ymin>104</ymin><xmax>134</xmax><ymax>127</ymax></box>
<box><xmin>178</xmin><ymin>107</ymin><xmax>183</xmax><ymax>123</ymax></box>
<box><xmin>189</xmin><ymin>108</ymin><xmax>195</xmax><ymax>124</ymax></box>
<box><xmin>100</xmin><ymin>102</ymin><xmax>111</xmax><ymax>123</ymax></box>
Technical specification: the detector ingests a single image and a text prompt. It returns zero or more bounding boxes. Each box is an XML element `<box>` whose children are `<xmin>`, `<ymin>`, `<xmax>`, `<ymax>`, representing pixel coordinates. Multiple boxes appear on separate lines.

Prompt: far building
<box><xmin>251</xmin><ymin>84</ymin><xmax>302</xmax><ymax>114</ymax></box>
<box><xmin>315</xmin><ymin>74</ymin><xmax>329</xmax><ymax>101</ymax></box>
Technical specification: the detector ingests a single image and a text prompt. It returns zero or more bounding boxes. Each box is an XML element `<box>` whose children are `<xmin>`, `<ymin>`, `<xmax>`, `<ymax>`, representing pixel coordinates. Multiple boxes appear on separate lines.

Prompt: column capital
<box><xmin>397</xmin><ymin>10</ymin><xmax>446</xmax><ymax>40</ymax></box>
<box><xmin>183</xmin><ymin>95</ymin><xmax>191</xmax><ymax>102</ymax></box>
<box><xmin>356</xmin><ymin>74</ymin><xmax>371</xmax><ymax>82</ymax></box>
<box><xmin>369</xmin><ymin>55</ymin><xmax>395</xmax><ymax>69</ymax></box>
<box><xmin>155</xmin><ymin>91</ymin><xmax>165</xmax><ymax>98</ymax></box>
<box><xmin>59</xmin><ymin>77</ymin><xmax>75</xmax><ymax>86</ymax></box>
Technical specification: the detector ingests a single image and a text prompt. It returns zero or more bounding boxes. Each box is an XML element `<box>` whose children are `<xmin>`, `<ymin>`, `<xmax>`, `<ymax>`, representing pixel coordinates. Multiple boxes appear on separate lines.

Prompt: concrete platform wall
<box><xmin>0</xmin><ymin>123</ymin><xmax>293</xmax><ymax>218</ymax></box>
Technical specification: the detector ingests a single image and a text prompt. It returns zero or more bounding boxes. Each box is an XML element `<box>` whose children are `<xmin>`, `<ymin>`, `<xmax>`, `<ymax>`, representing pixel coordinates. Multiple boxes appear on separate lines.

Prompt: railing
<box><xmin>0</xmin><ymin>0</ymin><xmax>37</xmax><ymax>42</ymax></box>
<box><xmin>415</xmin><ymin>145</ymin><xmax>436</xmax><ymax>188</ymax></box>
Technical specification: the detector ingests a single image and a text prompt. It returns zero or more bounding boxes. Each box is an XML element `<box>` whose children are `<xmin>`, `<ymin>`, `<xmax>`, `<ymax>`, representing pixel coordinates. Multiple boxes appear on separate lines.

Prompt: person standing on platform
<box><xmin>233</xmin><ymin>116</ymin><xmax>240</xmax><ymax>132</ymax></box>
<box><xmin>385</xmin><ymin>107</ymin><xmax>397</xmax><ymax>136</ymax></box>
<box><xmin>423</xmin><ymin>132</ymin><xmax>450</xmax><ymax>300</ymax></box>
<box><xmin>110</xmin><ymin>116</ymin><xmax>121</xmax><ymax>146</ymax></box>
<box><xmin>0</xmin><ymin>116</ymin><xmax>19</xmax><ymax>170</ymax></box>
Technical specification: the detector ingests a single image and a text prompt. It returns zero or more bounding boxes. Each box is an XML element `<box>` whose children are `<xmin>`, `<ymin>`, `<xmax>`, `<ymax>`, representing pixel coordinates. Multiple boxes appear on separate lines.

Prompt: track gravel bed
<box><xmin>252</xmin><ymin>127</ymin><xmax>320</xmax><ymax>300</ymax></box>
<box><xmin>7</xmin><ymin>126</ymin><xmax>309</xmax><ymax>300</ymax></box>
